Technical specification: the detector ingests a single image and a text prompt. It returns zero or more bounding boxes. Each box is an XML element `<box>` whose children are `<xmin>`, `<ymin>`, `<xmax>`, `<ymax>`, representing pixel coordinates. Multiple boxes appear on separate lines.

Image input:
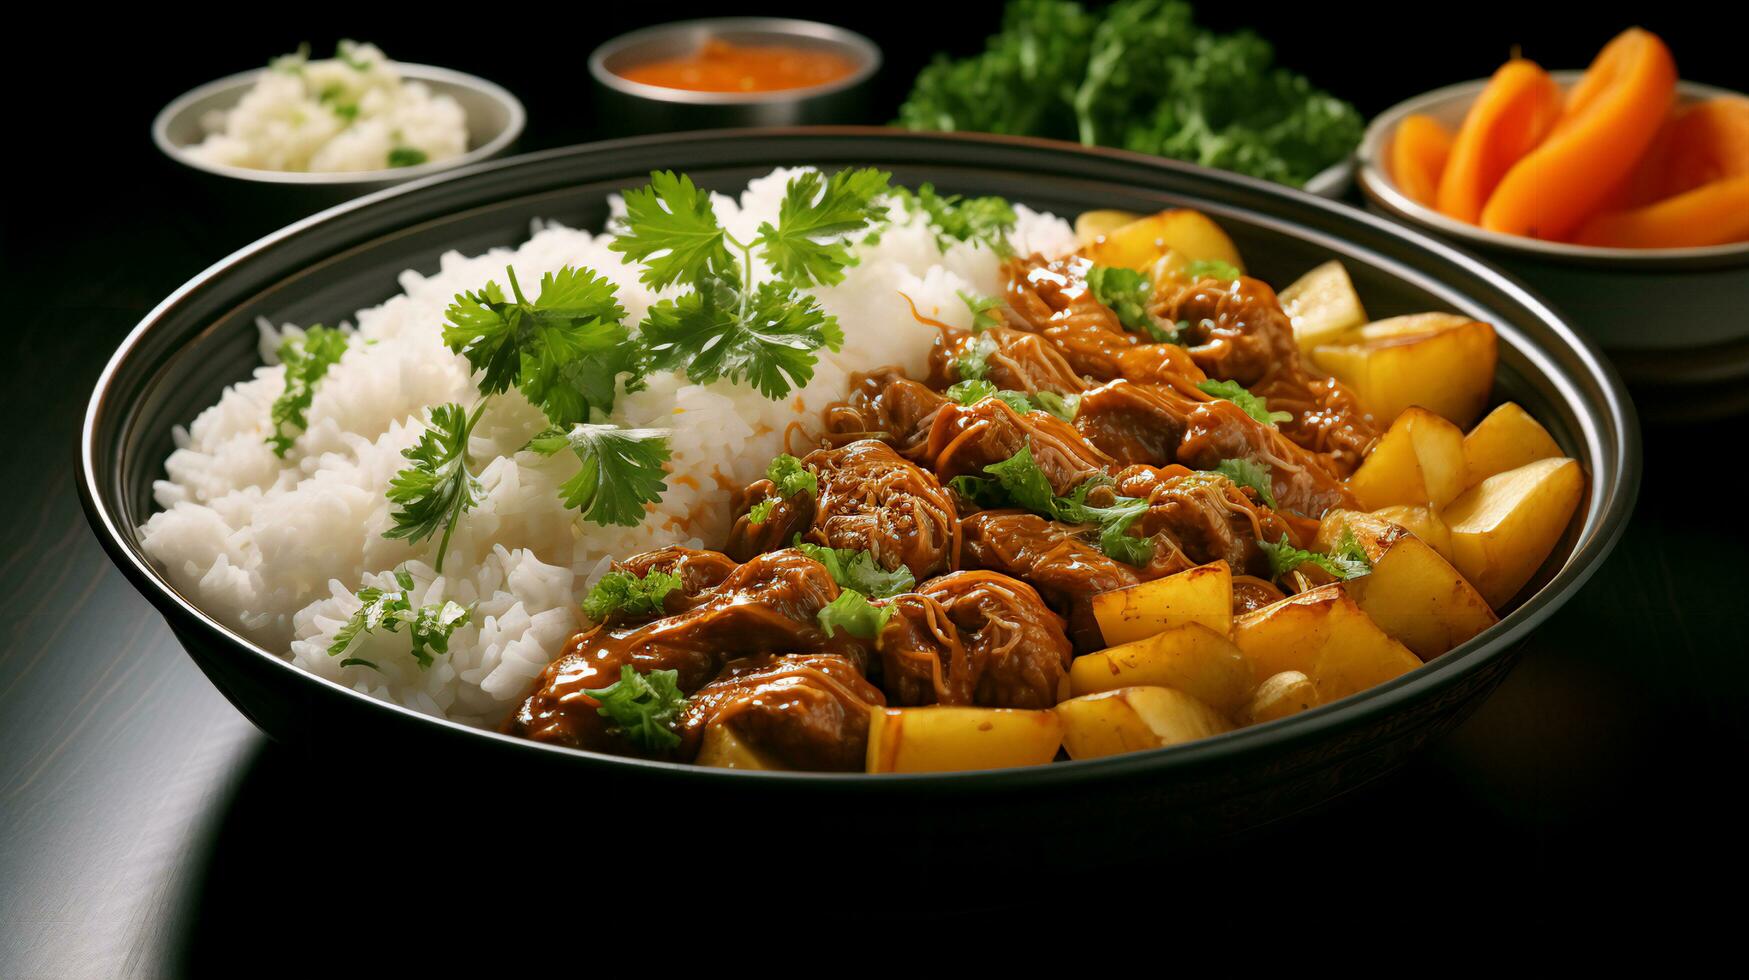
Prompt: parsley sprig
<box><xmin>582</xmin><ymin>568</ymin><xmax>684</xmax><ymax>623</ymax></box>
<box><xmin>384</xmin><ymin>403</ymin><xmax>485</xmax><ymax>572</ymax></box>
<box><xmin>793</xmin><ymin>539</ymin><xmax>916</xmax><ymax>598</ymax></box>
<box><xmin>946</xmin><ymin>379</ymin><xmax>1079</xmax><ymax>421</ymax></box>
<box><xmin>527</xmin><ymin>424</ymin><xmax>672</xmax><ymax>528</ymax></box>
<box><xmin>589</xmin><ymin>665</ymin><xmax>689</xmax><ymax>752</ymax></box>
<box><xmin>747</xmin><ymin>454</ymin><xmax>820</xmax><ymax>526</ymax></box>
<box><xmin>889</xmin><ymin>183</ymin><xmax>1017</xmax><ymax>255</ymax></box>
<box><xmin>328</xmin><ymin>568</ymin><xmax>472</xmax><ymax>670</ymax></box>
<box><xmin>1212</xmin><ymin>457</ymin><xmax>1278</xmax><ymax>509</ymax></box>
<box><xmin>1198</xmin><ymin>379</ymin><xmax>1292</xmax><ymax>426</ymax></box>
<box><xmin>817</xmin><ymin>590</ymin><xmax>895</xmax><ymax>640</ymax></box>
<box><xmin>951</xmin><ymin>443</ymin><xmax>1154</xmax><ymax>565</ymax></box>
<box><xmin>267</xmin><ymin>325</ymin><xmax>348</xmax><ymax>457</ymax></box>
<box><xmin>1260</xmin><ymin>530</ymin><xmax>1371</xmax><ymax>582</ymax></box>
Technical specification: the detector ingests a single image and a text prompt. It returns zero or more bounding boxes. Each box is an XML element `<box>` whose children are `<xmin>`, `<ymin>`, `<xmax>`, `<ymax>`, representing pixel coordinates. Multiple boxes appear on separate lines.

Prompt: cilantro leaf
<box><xmin>639</xmin><ymin>277</ymin><xmax>843</xmax><ymax>400</ymax></box>
<box><xmin>1212</xmin><ymin>457</ymin><xmax>1278</xmax><ymax>509</ymax></box>
<box><xmin>1086</xmin><ymin>264</ymin><xmax>1158</xmax><ymax>335</ymax></box>
<box><xmin>267</xmin><ymin>324</ymin><xmax>348</xmax><ymax>457</ymax></box>
<box><xmin>383</xmin><ymin>403</ymin><xmax>485</xmax><ymax>571</ymax></box>
<box><xmin>1186</xmin><ymin>259</ymin><xmax>1243</xmax><ymax>282</ymax></box>
<box><xmin>747</xmin><ymin>498</ymin><xmax>778</xmax><ymax>525</ymax></box>
<box><xmin>817</xmin><ymin>588</ymin><xmax>895</xmax><ymax>640</ymax></box>
<box><xmin>441</xmin><ymin>265</ymin><xmax>635</xmax><ymax>426</ymax></box>
<box><xmin>961</xmin><ymin>443</ymin><xmax>1156</xmax><ymax>566</ymax></box>
<box><xmin>766</xmin><ymin>453</ymin><xmax>819</xmax><ymax>499</ymax></box>
<box><xmin>328</xmin><ymin>569</ymin><xmax>471</xmax><ymax>669</ymax></box>
<box><xmin>1198</xmin><ymin>379</ymin><xmax>1292</xmax><ymax>426</ymax></box>
<box><xmin>609</xmin><ymin>171</ymin><xmax>736</xmax><ymax>291</ymax></box>
<box><xmin>959</xmin><ymin>289</ymin><xmax>1003</xmax><ymax>331</ymax></box>
<box><xmin>527</xmin><ymin>423</ymin><xmax>671</xmax><ymax>527</ymax></box>
<box><xmin>1260</xmin><ymin>533</ymin><xmax>1370</xmax><ymax>581</ymax></box>
<box><xmin>889</xmin><ymin>183</ymin><xmax>1017</xmax><ymax>255</ymax></box>
<box><xmin>755</xmin><ymin>168</ymin><xmax>890</xmax><ymax>288</ymax></box>
<box><xmin>582</xmin><ymin>568</ymin><xmax>684</xmax><ymax>623</ymax></box>
<box><xmin>792</xmin><ymin>540</ymin><xmax>917</xmax><ymax>598</ymax></box>
<box><xmin>1032</xmin><ymin>389</ymin><xmax>1080</xmax><ymax>422</ymax></box>
<box><xmin>589</xmin><ymin>665</ymin><xmax>688</xmax><ymax>752</ymax></box>
<box><xmin>954</xmin><ymin>332</ymin><xmax>999</xmax><ymax>381</ymax></box>
<box><xmin>946</xmin><ymin>378</ymin><xmax>1033</xmax><ymax>415</ymax></box>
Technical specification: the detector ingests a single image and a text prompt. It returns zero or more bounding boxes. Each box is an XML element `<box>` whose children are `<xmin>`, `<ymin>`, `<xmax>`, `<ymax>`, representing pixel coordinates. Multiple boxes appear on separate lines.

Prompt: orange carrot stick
<box><xmin>1435</xmin><ymin>60</ymin><xmax>1562</xmax><ymax>224</ymax></box>
<box><xmin>1479</xmin><ymin>28</ymin><xmax>1678</xmax><ymax>240</ymax></box>
<box><xmin>1571</xmin><ymin>174</ymin><xmax>1749</xmax><ymax>248</ymax></box>
<box><xmin>1390</xmin><ymin>114</ymin><xmax>1455</xmax><ymax>207</ymax></box>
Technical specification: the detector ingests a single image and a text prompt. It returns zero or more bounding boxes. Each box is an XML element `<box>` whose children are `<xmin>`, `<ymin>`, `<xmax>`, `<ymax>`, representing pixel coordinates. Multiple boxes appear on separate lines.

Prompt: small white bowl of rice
<box><xmin>154</xmin><ymin>41</ymin><xmax>524</xmax><ymax>218</ymax></box>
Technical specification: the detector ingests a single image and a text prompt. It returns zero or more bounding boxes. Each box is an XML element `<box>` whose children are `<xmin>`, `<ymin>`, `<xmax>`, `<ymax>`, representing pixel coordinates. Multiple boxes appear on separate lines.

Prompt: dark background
<box><xmin>5</xmin><ymin>3</ymin><xmax>1746</xmax><ymax>975</ymax></box>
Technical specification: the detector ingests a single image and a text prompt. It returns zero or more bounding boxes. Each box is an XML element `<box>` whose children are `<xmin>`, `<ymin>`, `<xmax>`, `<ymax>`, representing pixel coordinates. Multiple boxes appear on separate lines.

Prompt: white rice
<box><xmin>189</xmin><ymin>41</ymin><xmax>467</xmax><ymax>174</ymax></box>
<box><xmin>139</xmin><ymin>169</ymin><xmax>1076</xmax><ymax>726</ymax></box>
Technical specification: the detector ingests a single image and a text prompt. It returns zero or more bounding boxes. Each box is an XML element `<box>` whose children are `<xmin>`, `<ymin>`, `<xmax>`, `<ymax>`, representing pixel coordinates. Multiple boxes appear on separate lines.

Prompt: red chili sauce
<box><xmin>617</xmin><ymin>38</ymin><xmax>856</xmax><ymax>93</ymax></box>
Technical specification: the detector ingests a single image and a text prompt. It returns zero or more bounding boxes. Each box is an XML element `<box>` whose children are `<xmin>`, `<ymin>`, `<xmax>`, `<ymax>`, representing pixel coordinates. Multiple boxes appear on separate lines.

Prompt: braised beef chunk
<box><xmin>677</xmin><ymin>653</ymin><xmax>885</xmax><ymax>771</ymax></box>
<box><xmin>824</xmin><ymin>368</ymin><xmax>949</xmax><ymax>455</ymax></box>
<box><xmin>800</xmin><ymin>439</ymin><xmax>959</xmax><ymax>580</ymax></box>
<box><xmin>1232</xmin><ymin>575</ymin><xmax>1288</xmax><ymax>615</ymax></box>
<box><xmin>725</xmin><ymin>478</ymin><xmax>818</xmax><ymax>563</ymax></box>
<box><xmin>929</xmin><ymin>325</ymin><xmax>1087</xmax><ymax>396</ymax></box>
<box><xmin>1108</xmin><ymin>465</ymin><xmax>1302</xmax><ymax>578</ymax></box>
<box><xmin>958</xmin><ymin>510</ymin><xmax>1141</xmax><ymax>651</ymax></box>
<box><xmin>881</xmin><ymin>570</ymin><xmax>1073</xmax><ymax>709</ymax></box>
<box><xmin>1073</xmin><ymin>378</ymin><xmax>1197</xmax><ymax>466</ymax></box>
<box><xmin>1176</xmin><ymin>398</ymin><xmax>1356</xmax><ymax>517</ymax></box>
<box><xmin>509</xmin><ymin>550</ymin><xmax>860</xmax><ymax>752</ymax></box>
<box><xmin>926</xmin><ymin>397</ymin><xmax>1113</xmax><ymax>495</ymax></box>
<box><xmin>609</xmin><ymin>546</ymin><xmax>742</xmax><ymax>617</ymax></box>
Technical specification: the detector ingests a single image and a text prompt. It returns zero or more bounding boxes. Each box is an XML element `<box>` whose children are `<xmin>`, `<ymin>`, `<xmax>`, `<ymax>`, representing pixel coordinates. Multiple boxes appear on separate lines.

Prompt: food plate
<box><xmin>81</xmin><ymin>129</ymin><xmax>1637</xmax><ymax>859</ymax></box>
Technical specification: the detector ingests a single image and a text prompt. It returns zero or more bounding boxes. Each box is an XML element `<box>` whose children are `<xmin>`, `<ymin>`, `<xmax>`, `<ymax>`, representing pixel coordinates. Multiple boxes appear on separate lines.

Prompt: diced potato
<box><xmin>865</xmin><ymin>706</ymin><xmax>1063</xmax><ymax>773</ymax></box>
<box><xmin>1234</xmin><ymin>584</ymin><xmax>1422</xmax><ymax>702</ymax></box>
<box><xmin>1369</xmin><ymin>504</ymin><xmax>1455</xmax><ymax>562</ymax></box>
<box><xmin>1056</xmin><ymin>686</ymin><xmax>1232</xmax><ymax>761</ymax></box>
<box><xmin>1278</xmin><ymin>260</ymin><xmax>1367</xmax><ymax>351</ymax></box>
<box><xmin>1344</xmin><ymin>533</ymin><xmax>1498</xmax><ymax>659</ymax></box>
<box><xmin>1091</xmin><ymin>560</ymin><xmax>1232</xmax><ymax>646</ymax></box>
<box><xmin>1442</xmin><ymin>457</ymin><xmax>1584</xmax><ymax>609</ymax></box>
<box><xmin>1464</xmin><ymin>402</ymin><xmax>1563</xmax><ymax>487</ymax></box>
<box><xmin>1314</xmin><ymin>509</ymin><xmax>1406</xmax><ymax>562</ymax></box>
<box><xmin>1082</xmin><ymin>208</ymin><xmax>1245</xmax><ymax>274</ymax></box>
<box><xmin>1312</xmin><ymin>315</ymin><xmax>1497</xmax><ymax>427</ymax></box>
<box><xmin>1239</xmin><ymin>671</ymin><xmax>1322</xmax><ymax>725</ymax></box>
<box><xmin>695</xmin><ymin>724</ymin><xmax>781</xmax><ymax>770</ymax></box>
<box><xmin>1074</xmin><ymin>209</ymin><xmax>1141</xmax><ymax>248</ymax></box>
<box><xmin>1346</xmin><ymin>407</ymin><xmax>1468</xmax><ymax>510</ymax></box>
<box><xmin>1069</xmin><ymin>622</ymin><xmax>1254</xmax><ymax>712</ymax></box>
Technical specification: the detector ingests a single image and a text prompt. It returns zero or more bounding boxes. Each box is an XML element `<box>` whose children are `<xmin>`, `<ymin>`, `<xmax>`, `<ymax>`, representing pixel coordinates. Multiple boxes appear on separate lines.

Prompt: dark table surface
<box><xmin>6</xmin><ymin>7</ymin><xmax>1747</xmax><ymax>974</ymax></box>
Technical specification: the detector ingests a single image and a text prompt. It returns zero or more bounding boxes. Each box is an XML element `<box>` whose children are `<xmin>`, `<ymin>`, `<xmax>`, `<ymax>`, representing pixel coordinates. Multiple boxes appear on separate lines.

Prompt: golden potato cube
<box><xmin>1442</xmin><ymin>457</ymin><xmax>1584</xmax><ymax>609</ymax></box>
<box><xmin>1312</xmin><ymin>316</ymin><xmax>1497</xmax><ymax>428</ymax></box>
<box><xmin>1240</xmin><ymin>671</ymin><xmax>1322</xmax><ymax>725</ymax></box>
<box><xmin>1082</xmin><ymin>208</ymin><xmax>1245</xmax><ymax>273</ymax></box>
<box><xmin>1369</xmin><ymin>504</ymin><xmax>1454</xmax><ymax>562</ymax></box>
<box><xmin>1346</xmin><ymin>407</ymin><xmax>1469</xmax><ymax>510</ymax></box>
<box><xmin>1056</xmin><ymin>686</ymin><xmax>1232</xmax><ymax>761</ymax></box>
<box><xmin>1464</xmin><ymin>402</ymin><xmax>1563</xmax><ymax>488</ymax></box>
<box><xmin>1314</xmin><ymin>509</ymin><xmax>1405</xmax><ymax>562</ymax></box>
<box><xmin>694</xmin><ymin>724</ymin><xmax>781</xmax><ymax>770</ymax></box>
<box><xmin>1345</xmin><ymin>533</ymin><xmax>1498</xmax><ymax>659</ymax></box>
<box><xmin>865</xmin><ymin>706</ymin><xmax>1063</xmax><ymax>773</ymax></box>
<box><xmin>1091</xmin><ymin>560</ymin><xmax>1233</xmax><ymax>646</ymax></box>
<box><xmin>1074</xmin><ymin>209</ymin><xmax>1141</xmax><ymax>248</ymax></box>
<box><xmin>1069</xmin><ymin>622</ymin><xmax>1254</xmax><ymax>712</ymax></box>
<box><xmin>1234</xmin><ymin>584</ymin><xmax>1422</xmax><ymax>702</ymax></box>
<box><xmin>1278</xmin><ymin>260</ymin><xmax>1367</xmax><ymax>351</ymax></box>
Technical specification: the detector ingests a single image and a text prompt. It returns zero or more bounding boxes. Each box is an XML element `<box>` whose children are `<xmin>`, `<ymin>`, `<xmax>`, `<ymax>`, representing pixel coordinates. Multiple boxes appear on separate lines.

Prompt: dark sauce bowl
<box><xmin>81</xmin><ymin>130</ymin><xmax>1637</xmax><ymax>867</ymax></box>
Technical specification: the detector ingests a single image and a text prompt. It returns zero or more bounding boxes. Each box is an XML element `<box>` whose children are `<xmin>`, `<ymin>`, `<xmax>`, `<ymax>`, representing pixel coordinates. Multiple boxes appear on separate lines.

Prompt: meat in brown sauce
<box><xmin>958</xmin><ymin>510</ymin><xmax>1142</xmax><ymax>651</ymax></box>
<box><xmin>880</xmin><ymin>570</ymin><xmax>1072</xmax><ymax>709</ymax></box>
<box><xmin>677</xmin><ymin>653</ymin><xmax>885</xmax><ymax>771</ymax></box>
<box><xmin>925</xmin><ymin>396</ymin><xmax>1113</xmax><ymax>496</ymax></box>
<box><xmin>823</xmin><ymin>368</ymin><xmax>949</xmax><ymax>455</ymax></box>
<box><xmin>725</xmin><ymin>479</ymin><xmax>817</xmax><ymax>563</ymax></box>
<box><xmin>798</xmin><ymin>439</ymin><xmax>959</xmax><ymax>580</ymax></box>
<box><xmin>930</xmin><ymin>325</ymin><xmax>1086</xmax><ymax>396</ymax></box>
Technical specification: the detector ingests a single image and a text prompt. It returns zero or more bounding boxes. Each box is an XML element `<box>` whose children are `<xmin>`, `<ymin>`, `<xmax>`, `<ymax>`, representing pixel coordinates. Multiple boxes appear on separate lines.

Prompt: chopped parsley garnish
<box><xmin>610</xmin><ymin>168</ymin><xmax>886</xmax><ymax>400</ymax></box>
<box><xmin>527</xmin><ymin>423</ymin><xmax>672</xmax><ymax>528</ymax></box>
<box><xmin>746</xmin><ymin>499</ymin><xmax>778</xmax><ymax>525</ymax></box>
<box><xmin>1260</xmin><ymin>533</ymin><xmax>1371</xmax><ymax>581</ymax></box>
<box><xmin>955</xmin><ymin>443</ymin><xmax>1155</xmax><ymax>565</ymax></box>
<box><xmin>888</xmin><ymin>183</ymin><xmax>1016</xmax><ymax>255</ymax></box>
<box><xmin>817</xmin><ymin>589</ymin><xmax>896</xmax><ymax>640</ymax></box>
<box><xmin>328</xmin><ymin>568</ymin><xmax>471</xmax><ymax>669</ymax></box>
<box><xmin>266</xmin><ymin>324</ymin><xmax>348</xmax><ymax>457</ymax></box>
<box><xmin>793</xmin><ymin>539</ymin><xmax>917</xmax><ymax>598</ymax></box>
<box><xmin>1086</xmin><ymin>264</ymin><xmax>1157</xmax><ymax>335</ymax></box>
<box><xmin>441</xmin><ymin>264</ymin><xmax>637</xmax><ymax>428</ymax></box>
<box><xmin>384</xmin><ymin>403</ymin><xmax>485</xmax><ymax>572</ymax></box>
<box><xmin>959</xmin><ymin>290</ymin><xmax>1003</xmax><ymax>331</ymax></box>
<box><xmin>946</xmin><ymin>378</ymin><xmax>1033</xmax><ymax>415</ymax></box>
<box><xmin>388</xmin><ymin>146</ymin><xmax>428</xmax><ymax>168</ymax></box>
<box><xmin>1186</xmin><ymin>258</ymin><xmax>1242</xmax><ymax>282</ymax></box>
<box><xmin>1197</xmin><ymin>379</ymin><xmax>1292</xmax><ymax>426</ymax></box>
<box><xmin>747</xmin><ymin>454</ymin><xmax>818</xmax><ymax>525</ymax></box>
<box><xmin>954</xmin><ymin>332</ymin><xmax>1000</xmax><ymax>381</ymax></box>
<box><xmin>1032</xmin><ymin>389</ymin><xmax>1080</xmax><ymax>422</ymax></box>
<box><xmin>269</xmin><ymin>43</ymin><xmax>310</xmax><ymax>74</ymax></box>
<box><xmin>1212</xmin><ymin>457</ymin><xmax>1277</xmax><ymax>509</ymax></box>
<box><xmin>588</xmin><ymin>665</ymin><xmax>688</xmax><ymax>752</ymax></box>
<box><xmin>582</xmin><ymin>568</ymin><xmax>684</xmax><ymax>622</ymax></box>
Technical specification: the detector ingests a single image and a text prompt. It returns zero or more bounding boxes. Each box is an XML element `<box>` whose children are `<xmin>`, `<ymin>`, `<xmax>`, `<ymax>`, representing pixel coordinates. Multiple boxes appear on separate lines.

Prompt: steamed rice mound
<box><xmin>139</xmin><ymin>169</ymin><xmax>1076</xmax><ymax>725</ymax></box>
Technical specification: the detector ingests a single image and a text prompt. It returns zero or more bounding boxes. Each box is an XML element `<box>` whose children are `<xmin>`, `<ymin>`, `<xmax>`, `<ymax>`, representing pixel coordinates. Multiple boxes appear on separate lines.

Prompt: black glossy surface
<box><xmin>7</xmin><ymin>7</ymin><xmax>1748</xmax><ymax>975</ymax></box>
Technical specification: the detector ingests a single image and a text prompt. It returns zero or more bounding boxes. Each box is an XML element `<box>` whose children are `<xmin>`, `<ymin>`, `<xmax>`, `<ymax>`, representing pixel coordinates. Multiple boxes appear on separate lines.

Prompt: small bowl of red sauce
<box><xmin>590</xmin><ymin>18</ymin><xmax>881</xmax><ymax>133</ymax></box>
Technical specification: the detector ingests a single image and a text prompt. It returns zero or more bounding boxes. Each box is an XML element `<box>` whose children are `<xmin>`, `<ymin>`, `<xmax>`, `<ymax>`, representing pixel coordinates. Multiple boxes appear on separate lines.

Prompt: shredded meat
<box><xmin>822</xmin><ymin>368</ymin><xmax>949</xmax><ymax>455</ymax></box>
<box><xmin>929</xmin><ymin>325</ymin><xmax>1087</xmax><ymax>396</ymax></box>
<box><xmin>800</xmin><ymin>439</ymin><xmax>960</xmax><ymax>580</ymax></box>
<box><xmin>925</xmin><ymin>396</ymin><xmax>1114</xmax><ymax>495</ymax></box>
<box><xmin>880</xmin><ymin>570</ymin><xmax>1072</xmax><ymax>709</ymax></box>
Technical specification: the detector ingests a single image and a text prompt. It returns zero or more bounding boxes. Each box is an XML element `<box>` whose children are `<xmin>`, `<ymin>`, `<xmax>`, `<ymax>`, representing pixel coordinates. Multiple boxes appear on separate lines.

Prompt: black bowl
<box><xmin>81</xmin><ymin>129</ymin><xmax>1638</xmax><ymax>865</ymax></box>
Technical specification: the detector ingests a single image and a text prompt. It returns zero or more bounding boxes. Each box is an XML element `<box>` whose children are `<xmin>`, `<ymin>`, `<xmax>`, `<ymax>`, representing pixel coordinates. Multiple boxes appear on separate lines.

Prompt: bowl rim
<box><xmin>1358</xmin><ymin>71</ymin><xmax>1749</xmax><ymax>266</ymax></box>
<box><xmin>587</xmin><ymin>16</ymin><xmax>882</xmax><ymax>106</ymax></box>
<box><xmin>152</xmin><ymin>61</ymin><xmax>527</xmax><ymax>186</ymax></box>
<box><xmin>81</xmin><ymin>126</ymin><xmax>1640</xmax><ymax>787</ymax></box>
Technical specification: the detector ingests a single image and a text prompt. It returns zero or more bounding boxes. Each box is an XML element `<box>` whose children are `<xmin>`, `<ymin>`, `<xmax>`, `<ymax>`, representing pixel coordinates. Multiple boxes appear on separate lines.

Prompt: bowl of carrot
<box><xmin>1357</xmin><ymin>27</ymin><xmax>1749</xmax><ymax>411</ymax></box>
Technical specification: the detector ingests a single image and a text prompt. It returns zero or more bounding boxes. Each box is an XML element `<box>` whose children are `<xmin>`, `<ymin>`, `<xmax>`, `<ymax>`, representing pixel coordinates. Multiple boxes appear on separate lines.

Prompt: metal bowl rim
<box><xmin>1358</xmin><ymin>72</ymin><xmax>1749</xmax><ymax>266</ymax></box>
<box><xmin>587</xmin><ymin>17</ymin><xmax>882</xmax><ymax>107</ymax></box>
<box><xmin>80</xmin><ymin>127</ymin><xmax>1641</xmax><ymax>789</ymax></box>
<box><xmin>151</xmin><ymin>62</ymin><xmax>527</xmax><ymax>186</ymax></box>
